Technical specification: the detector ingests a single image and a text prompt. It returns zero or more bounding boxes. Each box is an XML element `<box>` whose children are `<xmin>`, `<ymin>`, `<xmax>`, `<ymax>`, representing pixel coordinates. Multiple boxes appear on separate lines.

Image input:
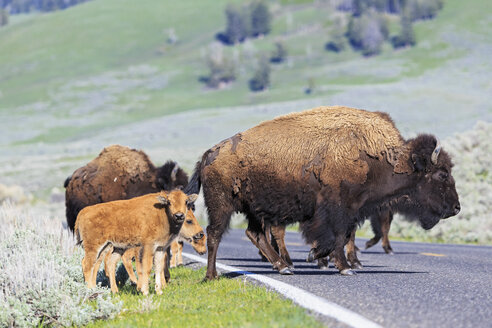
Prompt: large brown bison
<box><xmin>184</xmin><ymin>106</ymin><xmax>460</xmax><ymax>279</ymax></box>
<box><xmin>64</xmin><ymin>144</ymin><xmax>189</xmax><ymax>232</ymax></box>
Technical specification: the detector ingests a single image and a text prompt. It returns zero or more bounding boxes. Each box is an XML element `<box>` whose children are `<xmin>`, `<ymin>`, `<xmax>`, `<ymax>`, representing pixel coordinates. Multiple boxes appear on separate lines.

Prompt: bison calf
<box><xmin>75</xmin><ymin>190</ymin><xmax>198</xmax><ymax>295</ymax></box>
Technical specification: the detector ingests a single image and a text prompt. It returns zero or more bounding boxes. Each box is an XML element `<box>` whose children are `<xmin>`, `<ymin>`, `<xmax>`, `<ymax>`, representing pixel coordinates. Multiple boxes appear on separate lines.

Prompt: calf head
<box><xmin>404</xmin><ymin>135</ymin><xmax>460</xmax><ymax>229</ymax></box>
<box><xmin>156</xmin><ymin>190</ymin><xmax>199</xmax><ymax>234</ymax></box>
<box><xmin>179</xmin><ymin>195</ymin><xmax>207</xmax><ymax>255</ymax></box>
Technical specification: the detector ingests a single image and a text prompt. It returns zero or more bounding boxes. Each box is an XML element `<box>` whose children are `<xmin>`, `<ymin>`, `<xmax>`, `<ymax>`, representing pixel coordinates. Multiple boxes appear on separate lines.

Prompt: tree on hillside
<box><xmin>270</xmin><ymin>41</ymin><xmax>287</xmax><ymax>63</ymax></box>
<box><xmin>347</xmin><ymin>9</ymin><xmax>388</xmax><ymax>56</ymax></box>
<box><xmin>224</xmin><ymin>3</ymin><xmax>251</xmax><ymax>44</ymax></box>
<box><xmin>218</xmin><ymin>1</ymin><xmax>272</xmax><ymax>45</ymax></box>
<box><xmin>249</xmin><ymin>55</ymin><xmax>270</xmax><ymax>92</ymax></box>
<box><xmin>406</xmin><ymin>0</ymin><xmax>443</xmax><ymax>21</ymax></box>
<box><xmin>42</xmin><ymin>0</ymin><xmax>58</xmax><ymax>12</ymax></box>
<box><xmin>250</xmin><ymin>0</ymin><xmax>271</xmax><ymax>37</ymax></box>
<box><xmin>202</xmin><ymin>43</ymin><xmax>237</xmax><ymax>89</ymax></box>
<box><xmin>0</xmin><ymin>9</ymin><xmax>8</xmax><ymax>27</ymax></box>
<box><xmin>391</xmin><ymin>10</ymin><xmax>416</xmax><ymax>48</ymax></box>
<box><xmin>325</xmin><ymin>17</ymin><xmax>346</xmax><ymax>52</ymax></box>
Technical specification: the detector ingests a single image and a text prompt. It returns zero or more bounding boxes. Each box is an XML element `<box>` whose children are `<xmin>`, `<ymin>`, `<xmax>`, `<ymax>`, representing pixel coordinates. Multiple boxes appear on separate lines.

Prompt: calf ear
<box><xmin>156</xmin><ymin>195</ymin><xmax>169</xmax><ymax>206</ymax></box>
<box><xmin>186</xmin><ymin>194</ymin><xmax>199</xmax><ymax>206</ymax></box>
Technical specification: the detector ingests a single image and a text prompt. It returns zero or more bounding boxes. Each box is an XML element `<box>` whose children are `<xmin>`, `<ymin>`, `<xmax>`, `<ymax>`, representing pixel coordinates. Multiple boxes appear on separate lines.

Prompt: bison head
<box><xmin>156</xmin><ymin>161</ymin><xmax>189</xmax><ymax>191</ymax></box>
<box><xmin>403</xmin><ymin>134</ymin><xmax>460</xmax><ymax>230</ymax></box>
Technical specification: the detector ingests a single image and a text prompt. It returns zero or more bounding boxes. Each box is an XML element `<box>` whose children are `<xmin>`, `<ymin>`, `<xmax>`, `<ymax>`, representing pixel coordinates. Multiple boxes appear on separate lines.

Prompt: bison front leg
<box><xmin>330</xmin><ymin>233</ymin><xmax>356</xmax><ymax>276</ymax></box>
<box><xmin>381</xmin><ymin>211</ymin><xmax>394</xmax><ymax>254</ymax></box>
<box><xmin>204</xmin><ymin>203</ymin><xmax>234</xmax><ymax>281</ymax></box>
<box><xmin>346</xmin><ymin>228</ymin><xmax>363</xmax><ymax>269</ymax></box>
<box><xmin>270</xmin><ymin>224</ymin><xmax>294</xmax><ymax>269</ymax></box>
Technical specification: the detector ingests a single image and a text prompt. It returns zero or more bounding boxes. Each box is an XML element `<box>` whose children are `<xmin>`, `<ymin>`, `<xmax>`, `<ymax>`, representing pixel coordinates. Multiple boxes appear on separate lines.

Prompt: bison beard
<box><xmin>185</xmin><ymin>106</ymin><xmax>460</xmax><ymax>279</ymax></box>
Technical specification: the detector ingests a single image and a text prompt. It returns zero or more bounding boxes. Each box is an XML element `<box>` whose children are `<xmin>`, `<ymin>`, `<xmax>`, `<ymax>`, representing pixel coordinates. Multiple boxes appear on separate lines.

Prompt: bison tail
<box><xmin>183</xmin><ymin>161</ymin><xmax>202</xmax><ymax>195</ymax></box>
<box><xmin>75</xmin><ymin>228</ymin><xmax>83</xmax><ymax>247</ymax></box>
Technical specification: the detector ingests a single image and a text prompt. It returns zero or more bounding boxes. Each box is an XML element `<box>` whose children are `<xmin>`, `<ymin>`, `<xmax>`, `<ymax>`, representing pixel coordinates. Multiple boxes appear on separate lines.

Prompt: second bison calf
<box><xmin>75</xmin><ymin>190</ymin><xmax>200</xmax><ymax>295</ymax></box>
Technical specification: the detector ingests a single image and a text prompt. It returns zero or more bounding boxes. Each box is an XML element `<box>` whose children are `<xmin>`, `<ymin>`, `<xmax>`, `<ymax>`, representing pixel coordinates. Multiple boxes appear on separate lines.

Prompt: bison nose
<box><xmin>193</xmin><ymin>232</ymin><xmax>205</xmax><ymax>242</ymax></box>
<box><xmin>174</xmin><ymin>213</ymin><xmax>185</xmax><ymax>221</ymax></box>
<box><xmin>454</xmin><ymin>204</ymin><xmax>461</xmax><ymax>215</ymax></box>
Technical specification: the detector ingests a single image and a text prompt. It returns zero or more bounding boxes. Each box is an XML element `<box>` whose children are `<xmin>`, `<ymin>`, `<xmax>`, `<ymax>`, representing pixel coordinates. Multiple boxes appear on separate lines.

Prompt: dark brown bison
<box><xmin>64</xmin><ymin>144</ymin><xmax>189</xmax><ymax>232</ymax></box>
<box><xmin>184</xmin><ymin>106</ymin><xmax>460</xmax><ymax>279</ymax></box>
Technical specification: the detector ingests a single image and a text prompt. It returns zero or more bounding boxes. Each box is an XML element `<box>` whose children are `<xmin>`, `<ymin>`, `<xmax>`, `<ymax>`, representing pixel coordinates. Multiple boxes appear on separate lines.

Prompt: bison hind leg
<box><xmin>245</xmin><ymin>217</ymin><xmax>292</xmax><ymax>275</ymax></box>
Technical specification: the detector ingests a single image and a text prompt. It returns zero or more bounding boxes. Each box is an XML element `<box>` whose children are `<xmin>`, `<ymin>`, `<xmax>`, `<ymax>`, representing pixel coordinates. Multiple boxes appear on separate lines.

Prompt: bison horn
<box><xmin>431</xmin><ymin>137</ymin><xmax>441</xmax><ymax>165</ymax></box>
<box><xmin>171</xmin><ymin>163</ymin><xmax>179</xmax><ymax>182</ymax></box>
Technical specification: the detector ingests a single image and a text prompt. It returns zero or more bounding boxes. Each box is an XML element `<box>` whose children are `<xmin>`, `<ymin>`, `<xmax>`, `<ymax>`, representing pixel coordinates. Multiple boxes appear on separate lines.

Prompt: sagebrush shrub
<box><xmin>0</xmin><ymin>204</ymin><xmax>122</xmax><ymax>327</ymax></box>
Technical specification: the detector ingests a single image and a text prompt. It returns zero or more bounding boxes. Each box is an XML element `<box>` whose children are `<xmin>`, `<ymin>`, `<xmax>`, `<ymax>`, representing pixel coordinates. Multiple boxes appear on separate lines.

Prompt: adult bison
<box><xmin>184</xmin><ymin>106</ymin><xmax>460</xmax><ymax>279</ymax></box>
<box><xmin>64</xmin><ymin>144</ymin><xmax>189</xmax><ymax>232</ymax></box>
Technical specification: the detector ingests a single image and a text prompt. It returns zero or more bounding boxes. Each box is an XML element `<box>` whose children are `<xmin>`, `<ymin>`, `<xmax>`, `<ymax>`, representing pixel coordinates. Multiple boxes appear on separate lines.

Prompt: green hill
<box><xmin>0</xmin><ymin>0</ymin><xmax>490</xmax><ymax>145</ymax></box>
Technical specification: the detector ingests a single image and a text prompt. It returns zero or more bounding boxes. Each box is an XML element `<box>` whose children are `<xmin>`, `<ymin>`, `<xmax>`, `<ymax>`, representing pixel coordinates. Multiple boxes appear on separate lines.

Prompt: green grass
<box><xmin>86</xmin><ymin>266</ymin><xmax>323</xmax><ymax>328</ymax></box>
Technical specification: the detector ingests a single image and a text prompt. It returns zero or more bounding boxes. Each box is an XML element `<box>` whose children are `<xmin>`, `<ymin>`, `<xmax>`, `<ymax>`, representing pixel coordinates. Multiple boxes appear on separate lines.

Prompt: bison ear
<box><xmin>411</xmin><ymin>153</ymin><xmax>427</xmax><ymax>172</ymax></box>
<box><xmin>186</xmin><ymin>194</ymin><xmax>198</xmax><ymax>206</ymax></box>
<box><xmin>156</xmin><ymin>195</ymin><xmax>169</xmax><ymax>206</ymax></box>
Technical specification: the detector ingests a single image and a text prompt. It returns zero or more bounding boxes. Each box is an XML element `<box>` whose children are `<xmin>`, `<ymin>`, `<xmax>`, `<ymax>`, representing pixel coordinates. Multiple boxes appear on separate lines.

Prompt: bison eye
<box><xmin>186</xmin><ymin>219</ymin><xmax>193</xmax><ymax>224</ymax></box>
<box><xmin>440</xmin><ymin>172</ymin><xmax>448</xmax><ymax>180</ymax></box>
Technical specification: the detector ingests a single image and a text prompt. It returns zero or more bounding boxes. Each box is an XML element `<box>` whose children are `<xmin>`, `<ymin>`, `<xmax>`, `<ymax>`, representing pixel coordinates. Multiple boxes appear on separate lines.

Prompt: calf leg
<box><xmin>270</xmin><ymin>224</ymin><xmax>294</xmax><ymax>269</ymax></box>
<box><xmin>91</xmin><ymin>244</ymin><xmax>111</xmax><ymax>288</ymax></box>
<box><xmin>164</xmin><ymin>247</ymin><xmax>171</xmax><ymax>283</ymax></box>
<box><xmin>122</xmin><ymin>248</ymin><xmax>139</xmax><ymax>285</ymax></box>
<box><xmin>82</xmin><ymin>250</ymin><xmax>98</xmax><ymax>288</ymax></box>
<box><xmin>245</xmin><ymin>217</ymin><xmax>292</xmax><ymax>275</ymax></box>
<box><xmin>346</xmin><ymin>227</ymin><xmax>363</xmax><ymax>269</ymax></box>
<box><xmin>107</xmin><ymin>249</ymin><xmax>124</xmax><ymax>293</ymax></box>
<box><xmin>381</xmin><ymin>211</ymin><xmax>394</xmax><ymax>254</ymax></box>
<box><xmin>170</xmin><ymin>241</ymin><xmax>184</xmax><ymax>268</ymax></box>
<box><xmin>138</xmin><ymin>245</ymin><xmax>154</xmax><ymax>296</ymax></box>
<box><xmin>154</xmin><ymin>247</ymin><xmax>167</xmax><ymax>295</ymax></box>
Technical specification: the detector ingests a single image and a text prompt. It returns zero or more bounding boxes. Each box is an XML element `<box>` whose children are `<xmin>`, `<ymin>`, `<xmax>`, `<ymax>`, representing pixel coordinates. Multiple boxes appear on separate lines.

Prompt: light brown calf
<box><xmin>75</xmin><ymin>190</ymin><xmax>198</xmax><ymax>295</ymax></box>
<box><xmin>104</xmin><ymin>209</ymin><xmax>207</xmax><ymax>288</ymax></box>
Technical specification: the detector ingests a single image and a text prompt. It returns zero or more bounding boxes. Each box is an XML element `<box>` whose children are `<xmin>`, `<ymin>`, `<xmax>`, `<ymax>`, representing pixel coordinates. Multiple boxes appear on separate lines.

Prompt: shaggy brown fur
<box><xmin>185</xmin><ymin>106</ymin><xmax>460</xmax><ymax>279</ymax></box>
<box><xmin>111</xmin><ymin>208</ymin><xmax>206</xmax><ymax>288</ymax></box>
<box><xmin>75</xmin><ymin>190</ymin><xmax>199</xmax><ymax>295</ymax></box>
<box><xmin>65</xmin><ymin>145</ymin><xmax>188</xmax><ymax>232</ymax></box>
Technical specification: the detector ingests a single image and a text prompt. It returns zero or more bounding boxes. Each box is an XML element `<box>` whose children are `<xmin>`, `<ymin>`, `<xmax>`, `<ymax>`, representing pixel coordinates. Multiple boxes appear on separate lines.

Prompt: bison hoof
<box><xmin>340</xmin><ymin>269</ymin><xmax>356</xmax><ymax>276</ymax></box>
<box><xmin>306</xmin><ymin>249</ymin><xmax>315</xmax><ymax>263</ymax></box>
<box><xmin>351</xmin><ymin>262</ymin><xmax>363</xmax><ymax>270</ymax></box>
<box><xmin>318</xmin><ymin>265</ymin><xmax>329</xmax><ymax>270</ymax></box>
<box><xmin>279</xmin><ymin>267</ymin><xmax>294</xmax><ymax>275</ymax></box>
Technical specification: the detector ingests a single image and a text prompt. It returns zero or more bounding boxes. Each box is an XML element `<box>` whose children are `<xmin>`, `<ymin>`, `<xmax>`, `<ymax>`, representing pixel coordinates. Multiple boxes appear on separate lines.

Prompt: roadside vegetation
<box><xmin>0</xmin><ymin>202</ymin><xmax>322</xmax><ymax>327</ymax></box>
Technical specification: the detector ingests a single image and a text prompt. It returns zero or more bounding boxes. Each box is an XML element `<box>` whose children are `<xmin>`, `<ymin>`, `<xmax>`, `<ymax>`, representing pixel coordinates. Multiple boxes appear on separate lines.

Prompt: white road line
<box><xmin>182</xmin><ymin>252</ymin><xmax>382</xmax><ymax>328</ymax></box>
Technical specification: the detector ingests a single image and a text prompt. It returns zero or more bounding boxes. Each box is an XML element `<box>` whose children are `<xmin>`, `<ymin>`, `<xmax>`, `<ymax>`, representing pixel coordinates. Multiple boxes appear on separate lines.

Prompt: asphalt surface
<box><xmin>183</xmin><ymin>228</ymin><xmax>492</xmax><ymax>328</ymax></box>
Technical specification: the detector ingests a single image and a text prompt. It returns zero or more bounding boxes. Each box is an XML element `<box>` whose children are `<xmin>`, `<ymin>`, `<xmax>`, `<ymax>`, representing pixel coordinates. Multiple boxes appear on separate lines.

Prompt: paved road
<box><xmin>183</xmin><ymin>229</ymin><xmax>492</xmax><ymax>328</ymax></box>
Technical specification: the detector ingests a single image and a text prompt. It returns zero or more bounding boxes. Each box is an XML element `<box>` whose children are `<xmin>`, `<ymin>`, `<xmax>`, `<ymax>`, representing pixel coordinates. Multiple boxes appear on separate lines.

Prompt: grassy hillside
<box><xmin>1</xmin><ymin>0</ymin><xmax>490</xmax><ymax>145</ymax></box>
